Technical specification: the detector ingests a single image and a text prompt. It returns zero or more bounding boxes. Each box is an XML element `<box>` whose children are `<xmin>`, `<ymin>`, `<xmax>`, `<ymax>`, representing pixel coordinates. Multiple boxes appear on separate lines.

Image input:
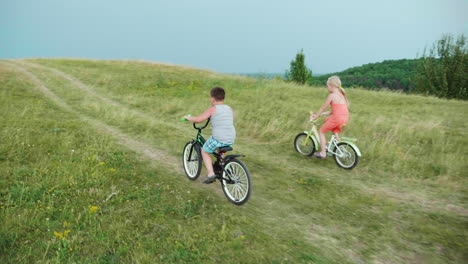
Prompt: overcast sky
<box><xmin>1</xmin><ymin>0</ymin><xmax>467</xmax><ymax>74</ymax></box>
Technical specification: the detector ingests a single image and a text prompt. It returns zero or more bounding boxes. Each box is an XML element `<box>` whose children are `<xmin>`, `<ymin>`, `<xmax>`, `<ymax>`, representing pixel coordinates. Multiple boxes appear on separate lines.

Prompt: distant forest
<box><xmin>310</xmin><ymin>59</ymin><xmax>422</xmax><ymax>91</ymax></box>
<box><xmin>243</xmin><ymin>59</ymin><xmax>423</xmax><ymax>92</ymax></box>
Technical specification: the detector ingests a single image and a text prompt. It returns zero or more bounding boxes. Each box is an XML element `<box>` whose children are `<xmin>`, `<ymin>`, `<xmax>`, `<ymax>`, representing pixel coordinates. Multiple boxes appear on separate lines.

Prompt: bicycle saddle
<box><xmin>219</xmin><ymin>146</ymin><xmax>233</xmax><ymax>152</ymax></box>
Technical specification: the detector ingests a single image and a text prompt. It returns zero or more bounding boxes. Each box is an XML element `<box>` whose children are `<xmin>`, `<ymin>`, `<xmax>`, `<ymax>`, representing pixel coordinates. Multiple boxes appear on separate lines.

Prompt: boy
<box><xmin>183</xmin><ymin>87</ymin><xmax>236</xmax><ymax>184</ymax></box>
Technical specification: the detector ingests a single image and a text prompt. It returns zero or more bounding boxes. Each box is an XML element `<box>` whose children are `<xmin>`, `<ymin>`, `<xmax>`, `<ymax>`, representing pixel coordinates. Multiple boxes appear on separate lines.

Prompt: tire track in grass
<box><xmin>16</xmin><ymin>60</ymin><xmax>269</xmax><ymax>206</ymax></box>
<box><xmin>14</xmin><ymin>60</ymin><xmax>181</xmax><ymax>131</ymax></box>
<box><xmin>4</xmin><ymin>61</ymin><xmax>360</xmax><ymax>262</ymax></box>
<box><xmin>4</xmin><ymin>61</ymin><xmax>354</xmax><ymax>262</ymax></box>
<box><xmin>10</xmin><ymin>60</ymin><xmax>226</xmax><ymax>194</ymax></box>
<box><xmin>5</xmin><ymin>61</ymin><xmax>233</xmax><ymax>205</ymax></box>
<box><xmin>19</xmin><ymin>59</ymin><xmax>468</xmax><ymax>217</ymax></box>
<box><xmin>16</xmin><ymin>60</ymin><xmax>468</xmax><ymax>219</ymax></box>
<box><xmin>19</xmin><ymin>60</ymin><xmax>466</xmax><ymax>217</ymax></box>
<box><xmin>8</xmin><ymin>60</ymin><xmax>464</xmax><ymax>264</ymax></box>
<box><xmin>2</xmin><ymin>61</ymin><xmax>191</xmax><ymax>183</ymax></box>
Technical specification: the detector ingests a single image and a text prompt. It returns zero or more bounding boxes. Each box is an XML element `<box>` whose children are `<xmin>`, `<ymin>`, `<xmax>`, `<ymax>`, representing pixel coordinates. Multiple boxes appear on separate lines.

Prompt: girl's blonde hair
<box><xmin>327</xmin><ymin>75</ymin><xmax>348</xmax><ymax>104</ymax></box>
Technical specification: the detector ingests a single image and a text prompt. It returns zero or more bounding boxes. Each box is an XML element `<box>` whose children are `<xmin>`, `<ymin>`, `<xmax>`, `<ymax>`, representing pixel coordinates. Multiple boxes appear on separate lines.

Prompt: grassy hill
<box><xmin>0</xmin><ymin>59</ymin><xmax>466</xmax><ymax>263</ymax></box>
<box><xmin>311</xmin><ymin>59</ymin><xmax>422</xmax><ymax>91</ymax></box>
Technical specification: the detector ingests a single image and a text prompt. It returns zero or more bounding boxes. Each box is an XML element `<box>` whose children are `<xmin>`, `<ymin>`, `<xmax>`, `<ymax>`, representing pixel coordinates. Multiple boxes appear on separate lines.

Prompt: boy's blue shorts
<box><xmin>203</xmin><ymin>137</ymin><xmax>231</xmax><ymax>154</ymax></box>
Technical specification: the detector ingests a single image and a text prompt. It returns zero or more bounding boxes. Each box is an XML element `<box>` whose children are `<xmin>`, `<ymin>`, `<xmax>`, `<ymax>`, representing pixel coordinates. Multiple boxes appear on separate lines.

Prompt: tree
<box><xmin>285</xmin><ymin>49</ymin><xmax>312</xmax><ymax>85</ymax></box>
<box><xmin>415</xmin><ymin>34</ymin><xmax>467</xmax><ymax>100</ymax></box>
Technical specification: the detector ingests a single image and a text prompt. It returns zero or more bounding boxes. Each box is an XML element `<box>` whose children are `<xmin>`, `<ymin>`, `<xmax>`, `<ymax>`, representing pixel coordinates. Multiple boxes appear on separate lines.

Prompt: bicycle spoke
<box><xmin>235</xmin><ymin>185</ymin><xmax>243</xmax><ymax>198</ymax></box>
<box><xmin>335</xmin><ymin>144</ymin><xmax>356</xmax><ymax>168</ymax></box>
<box><xmin>238</xmin><ymin>183</ymin><xmax>247</xmax><ymax>193</ymax></box>
<box><xmin>183</xmin><ymin>143</ymin><xmax>201</xmax><ymax>179</ymax></box>
<box><xmin>233</xmin><ymin>185</ymin><xmax>239</xmax><ymax>199</ymax></box>
<box><xmin>222</xmin><ymin>161</ymin><xmax>250</xmax><ymax>202</ymax></box>
<box><xmin>235</xmin><ymin>184</ymin><xmax>240</xmax><ymax>196</ymax></box>
<box><xmin>295</xmin><ymin>134</ymin><xmax>314</xmax><ymax>155</ymax></box>
<box><xmin>237</xmin><ymin>185</ymin><xmax>243</xmax><ymax>199</ymax></box>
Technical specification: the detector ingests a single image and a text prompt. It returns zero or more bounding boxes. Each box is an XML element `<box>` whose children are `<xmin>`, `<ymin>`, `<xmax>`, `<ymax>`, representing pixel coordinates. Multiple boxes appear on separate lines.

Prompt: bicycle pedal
<box><xmin>326</xmin><ymin>152</ymin><xmax>333</xmax><ymax>156</ymax></box>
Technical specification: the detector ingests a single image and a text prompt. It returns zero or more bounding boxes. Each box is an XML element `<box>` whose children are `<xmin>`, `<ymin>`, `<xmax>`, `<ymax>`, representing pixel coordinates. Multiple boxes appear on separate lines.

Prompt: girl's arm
<box><xmin>184</xmin><ymin>107</ymin><xmax>215</xmax><ymax>123</ymax></box>
<box><xmin>315</xmin><ymin>95</ymin><xmax>332</xmax><ymax>116</ymax></box>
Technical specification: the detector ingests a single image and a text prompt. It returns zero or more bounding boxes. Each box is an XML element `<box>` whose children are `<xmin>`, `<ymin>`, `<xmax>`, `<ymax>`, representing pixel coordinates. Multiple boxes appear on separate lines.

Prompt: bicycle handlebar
<box><xmin>181</xmin><ymin>114</ymin><xmax>191</xmax><ymax>122</ymax></box>
<box><xmin>194</xmin><ymin>118</ymin><xmax>210</xmax><ymax>130</ymax></box>
<box><xmin>309</xmin><ymin>111</ymin><xmax>328</xmax><ymax>122</ymax></box>
<box><xmin>181</xmin><ymin>114</ymin><xmax>210</xmax><ymax>130</ymax></box>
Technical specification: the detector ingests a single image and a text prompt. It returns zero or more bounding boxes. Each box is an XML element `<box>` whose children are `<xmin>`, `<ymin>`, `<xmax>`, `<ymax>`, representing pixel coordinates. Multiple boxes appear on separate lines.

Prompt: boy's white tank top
<box><xmin>211</xmin><ymin>105</ymin><xmax>236</xmax><ymax>144</ymax></box>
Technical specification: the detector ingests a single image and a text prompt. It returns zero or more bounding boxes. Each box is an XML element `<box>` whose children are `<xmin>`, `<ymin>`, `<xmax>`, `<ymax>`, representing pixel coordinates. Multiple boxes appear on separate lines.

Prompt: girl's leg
<box><xmin>319</xmin><ymin>131</ymin><xmax>327</xmax><ymax>156</ymax></box>
<box><xmin>201</xmin><ymin>149</ymin><xmax>215</xmax><ymax>177</ymax></box>
<box><xmin>334</xmin><ymin>133</ymin><xmax>341</xmax><ymax>142</ymax></box>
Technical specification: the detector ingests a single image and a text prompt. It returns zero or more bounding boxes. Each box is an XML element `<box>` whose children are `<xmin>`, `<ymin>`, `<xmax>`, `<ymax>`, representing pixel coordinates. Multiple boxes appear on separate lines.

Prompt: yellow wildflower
<box><xmin>54</xmin><ymin>230</ymin><xmax>71</xmax><ymax>240</ymax></box>
<box><xmin>89</xmin><ymin>205</ymin><xmax>99</xmax><ymax>214</ymax></box>
<box><xmin>53</xmin><ymin>231</ymin><xmax>62</xmax><ymax>239</ymax></box>
<box><xmin>109</xmin><ymin>168</ymin><xmax>116</xmax><ymax>172</ymax></box>
<box><xmin>99</xmin><ymin>161</ymin><xmax>106</xmax><ymax>166</ymax></box>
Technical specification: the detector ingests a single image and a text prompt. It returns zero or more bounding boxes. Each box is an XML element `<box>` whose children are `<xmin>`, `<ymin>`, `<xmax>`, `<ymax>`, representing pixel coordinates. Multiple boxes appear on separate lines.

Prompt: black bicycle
<box><xmin>181</xmin><ymin>117</ymin><xmax>251</xmax><ymax>205</ymax></box>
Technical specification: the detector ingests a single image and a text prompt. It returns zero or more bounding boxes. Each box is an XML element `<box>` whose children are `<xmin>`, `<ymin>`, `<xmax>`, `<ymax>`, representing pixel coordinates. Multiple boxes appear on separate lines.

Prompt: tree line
<box><xmin>285</xmin><ymin>34</ymin><xmax>467</xmax><ymax>100</ymax></box>
<box><xmin>310</xmin><ymin>59</ymin><xmax>421</xmax><ymax>92</ymax></box>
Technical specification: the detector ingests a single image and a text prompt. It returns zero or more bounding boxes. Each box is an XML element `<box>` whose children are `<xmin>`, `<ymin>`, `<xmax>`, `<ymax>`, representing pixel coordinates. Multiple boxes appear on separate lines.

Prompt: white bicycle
<box><xmin>294</xmin><ymin>114</ymin><xmax>361</xmax><ymax>169</ymax></box>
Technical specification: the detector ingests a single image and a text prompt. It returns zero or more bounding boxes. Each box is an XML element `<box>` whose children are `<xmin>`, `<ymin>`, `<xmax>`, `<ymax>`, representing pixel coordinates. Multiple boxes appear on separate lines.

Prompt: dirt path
<box><xmin>5</xmin><ymin>61</ymin><xmax>232</xmax><ymax>202</ymax></box>
<box><xmin>12</xmin><ymin>60</ymin><xmax>467</xmax><ymax>217</ymax></box>
<box><xmin>14</xmin><ymin>60</ymin><xmax>181</xmax><ymax>131</ymax></box>
<box><xmin>5</xmin><ymin>60</ymin><xmax>466</xmax><ymax>263</ymax></box>
<box><xmin>5</xmin><ymin>61</ymin><xmax>351</xmax><ymax>259</ymax></box>
<box><xmin>3</xmin><ymin>61</ymin><xmax>182</xmax><ymax>174</ymax></box>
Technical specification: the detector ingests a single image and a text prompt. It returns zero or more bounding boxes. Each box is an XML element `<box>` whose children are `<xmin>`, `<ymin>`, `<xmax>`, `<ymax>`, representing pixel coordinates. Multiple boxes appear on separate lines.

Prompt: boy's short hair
<box><xmin>210</xmin><ymin>87</ymin><xmax>225</xmax><ymax>101</ymax></box>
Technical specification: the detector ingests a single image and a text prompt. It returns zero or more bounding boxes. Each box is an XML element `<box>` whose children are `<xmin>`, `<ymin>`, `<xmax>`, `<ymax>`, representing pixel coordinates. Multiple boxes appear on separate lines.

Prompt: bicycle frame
<box><xmin>186</xmin><ymin>118</ymin><xmax>208</xmax><ymax>163</ymax></box>
<box><xmin>187</xmin><ymin>130</ymin><xmax>206</xmax><ymax>163</ymax></box>
<box><xmin>304</xmin><ymin>121</ymin><xmax>361</xmax><ymax>157</ymax></box>
<box><xmin>186</xmin><ymin>119</ymin><xmax>240</xmax><ymax>184</ymax></box>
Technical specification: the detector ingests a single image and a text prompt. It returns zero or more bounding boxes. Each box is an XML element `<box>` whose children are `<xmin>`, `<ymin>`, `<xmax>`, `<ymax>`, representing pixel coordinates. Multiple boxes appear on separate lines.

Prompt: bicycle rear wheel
<box><xmin>182</xmin><ymin>141</ymin><xmax>202</xmax><ymax>180</ymax></box>
<box><xmin>333</xmin><ymin>142</ymin><xmax>359</xmax><ymax>170</ymax></box>
<box><xmin>294</xmin><ymin>132</ymin><xmax>315</xmax><ymax>156</ymax></box>
<box><xmin>222</xmin><ymin>159</ymin><xmax>251</xmax><ymax>205</ymax></box>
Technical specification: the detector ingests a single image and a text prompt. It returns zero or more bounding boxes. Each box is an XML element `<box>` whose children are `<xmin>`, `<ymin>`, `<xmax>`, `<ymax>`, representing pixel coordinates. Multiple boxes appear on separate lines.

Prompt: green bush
<box><xmin>414</xmin><ymin>34</ymin><xmax>467</xmax><ymax>100</ymax></box>
<box><xmin>285</xmin><ymin>49</ymin><xmax>312</xmax><ymax>85</ymax></box>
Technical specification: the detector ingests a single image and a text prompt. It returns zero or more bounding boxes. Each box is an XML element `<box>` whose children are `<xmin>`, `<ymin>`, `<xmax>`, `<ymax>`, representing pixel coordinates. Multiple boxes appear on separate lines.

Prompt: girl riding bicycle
<box><xmin>310</xmin><ymin>76</ymin><xmax>349</xmax><ymax>159</ymax></box>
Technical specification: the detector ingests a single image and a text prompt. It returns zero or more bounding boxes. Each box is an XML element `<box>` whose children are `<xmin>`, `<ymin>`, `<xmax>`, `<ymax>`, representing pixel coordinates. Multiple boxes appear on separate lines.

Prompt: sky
<box><xmin>1</xmin><ymin>0</ymin><xmax>467</xmax><ymax>74</ymax></box>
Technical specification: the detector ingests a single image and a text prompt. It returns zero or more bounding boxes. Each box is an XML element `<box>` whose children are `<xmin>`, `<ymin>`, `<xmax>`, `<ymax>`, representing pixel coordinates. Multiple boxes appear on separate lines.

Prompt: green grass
<box><xmin>0</xmin><ymin>58</ymin><xmax>467</xmax><ymax>263</ymax></box>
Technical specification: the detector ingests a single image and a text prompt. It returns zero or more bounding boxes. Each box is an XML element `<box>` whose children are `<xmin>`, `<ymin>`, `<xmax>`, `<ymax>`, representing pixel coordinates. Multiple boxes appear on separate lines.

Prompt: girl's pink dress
<box><xmin>320</xmin><ymin>102</ymin><xmax>349</xmax><ymax>133</ymax></box>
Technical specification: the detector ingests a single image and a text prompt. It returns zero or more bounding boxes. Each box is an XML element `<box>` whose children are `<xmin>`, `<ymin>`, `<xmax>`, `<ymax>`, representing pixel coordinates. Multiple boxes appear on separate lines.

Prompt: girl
<box><xmin>310</xmin><ymin>76</ymin><xmax>349</xmax><ymax>159</ymax></box>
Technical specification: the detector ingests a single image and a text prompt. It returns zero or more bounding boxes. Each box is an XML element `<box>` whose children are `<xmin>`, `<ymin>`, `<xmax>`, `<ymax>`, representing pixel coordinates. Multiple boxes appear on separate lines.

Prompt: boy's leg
<box><xmin>201</xmin><ymin>148</ymin><xmax>215</xmax><ymax>177</ymax></box>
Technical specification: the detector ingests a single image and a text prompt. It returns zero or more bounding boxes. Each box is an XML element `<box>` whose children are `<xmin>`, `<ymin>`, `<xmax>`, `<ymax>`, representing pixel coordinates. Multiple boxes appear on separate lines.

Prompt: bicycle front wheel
<box><xmin>294</xmin><ymin>132</ymin><xmax>315</xmax><ymax>156</ymax></box>
<box><xmin>333</xmin><ymin>142</ymin><xmax>359</xmax><ymax>170</ymax></box>
<box><xmin>222</xmin><ymin>159</ymin><xmax>251</xmax><ymax>205</ymax></box>
<box><xmin>182</xmin><ymin>141</ymin><xmax>202</xmax><ymax>180</ymax></box>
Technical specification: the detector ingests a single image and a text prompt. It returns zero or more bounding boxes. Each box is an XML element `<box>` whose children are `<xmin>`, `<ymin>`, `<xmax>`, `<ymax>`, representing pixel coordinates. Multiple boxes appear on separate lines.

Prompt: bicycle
<box><xmin>181</xmin><ymin>116</ymin><xmax>252</xmax><ymax>205</ymax></box>
<box><xmin>294</xmin><ymin>113</ymin><xmax>361</xmax><ymax>169</ymax></box>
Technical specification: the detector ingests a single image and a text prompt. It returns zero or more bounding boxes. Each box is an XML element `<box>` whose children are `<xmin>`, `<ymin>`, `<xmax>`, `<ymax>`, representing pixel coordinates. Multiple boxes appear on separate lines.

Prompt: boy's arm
<box><xmin>184</xmin><ymin>107</ymin><xmax>215</xmax><ymax>123</ymax></box>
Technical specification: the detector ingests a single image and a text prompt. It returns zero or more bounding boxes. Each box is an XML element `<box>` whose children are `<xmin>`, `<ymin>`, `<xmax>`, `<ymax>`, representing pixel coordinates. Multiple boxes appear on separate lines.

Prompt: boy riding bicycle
<box><xmin>183</xmin><ymin>87</ymin><xmax>236</xmax><ymax>184</ymax></box>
